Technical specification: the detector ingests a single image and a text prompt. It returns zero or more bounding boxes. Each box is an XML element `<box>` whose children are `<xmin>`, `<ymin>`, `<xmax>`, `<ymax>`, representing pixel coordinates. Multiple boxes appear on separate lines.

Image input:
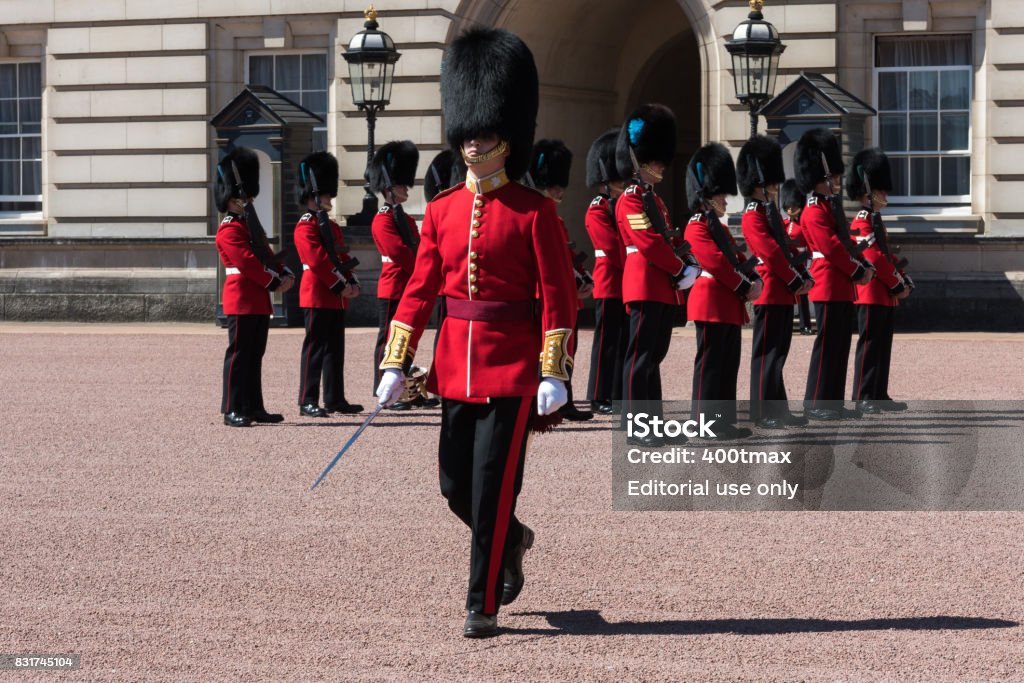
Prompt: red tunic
<box><xmin>683</xmin><ymin>212</ymin><xmax>750</xmax><ymax>326</ymax></box>
<box><xmin>740</xmin><ymin>200</ymin><xmax>801</xmax><ymax>306</ymax></box>
<box><xmin>801</xmin><ymin>194</ymin><xmax>863</xmax><ymax>303</ymax></box>
<box><xmin>215</xmin><ymin>213</ymin><xmax>278</xmax><ymax>316</ymax></box>
<box><xmin>615</xmin><ymin>184</ymin><xmax>685</xmax><ymax>306</ymax></box>
<box><xmin>852</xmin><ymin>209</ymin><xmax>903</xmax><ymax>307</ymax></box>
<box><xmin>293</xmin><ymin>213</ymin><xmax>356</xmax><ymax>310</ymax></box>
<box><xmin>371</xmin><ymin>205</ymin><xmax>417</xmax><ymax>300</ymax></box>
<box><xmin>585</xmin><ymin>194</ymin><xmax>625</xmax><ymax>300</ymax></box>
<box><xmin>389</xmin><ymin>170</ymin><xmax>578</xmax><ymax>400</ymax></box>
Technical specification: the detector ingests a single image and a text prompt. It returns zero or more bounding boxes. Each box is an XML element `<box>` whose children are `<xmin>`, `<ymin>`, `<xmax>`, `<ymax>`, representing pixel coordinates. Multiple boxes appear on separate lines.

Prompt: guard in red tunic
<box><xmin>781</xmin><ymin>179</ymin><xmax>814</xmax><ymax>334</ymax></box>
<box><xmin>375</xmin><ymin>28</ymin><xmax>577</xmax><ymax>639</ymax></box>
<box><xmin>422</xmin><ymin>149</ymin><xmax>467</xmax><ymax>360</ymax></box>
<box><xmin>528</xmin><ymin>139</ymin><xmax>593</xmax><ymax>421</ymax></box>
<box><xmin>584</xmin><ymin>127</ymin><xmax>628</xmax><ymax>415</ymax></box>
<box><xmin>615</xmin><ymin>105</ymin><xmax>699</xmax><ymax>441</ymax></box>
<box><xmin>796</xmin><ymin>128</ymin><xmax>876</xmax><ymax>420</ymax></box>
<box><xmin>847</xmin><ymin>148</ymin><xmax>911</xmax><ymax>413</ymax></box>
<box><xmin>293</xmin><ymin>151</ymin><xmax>363</xmax><ymax>417</ymax></box>
<box><xmin>737</xmin><ymin>136</ymin><xmax>813</xmax><ymax>428</ymax></box>
<box><xmin>215</xmin><ymin>147</ymin><xmax>294</xmax><ymax>427</ymax></box>
<box><xmin>369</xmin><ymin>140</ymin><xmax>420</xmax><ymax>410</ymax></box>
<box><xmin>684</xmin><ymin>142</ymin><xmax>760</xmax><ymax>439</ymax></box>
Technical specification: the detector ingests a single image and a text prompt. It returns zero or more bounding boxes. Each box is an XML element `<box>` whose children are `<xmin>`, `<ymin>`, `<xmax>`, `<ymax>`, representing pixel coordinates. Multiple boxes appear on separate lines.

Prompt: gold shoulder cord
<box><xmin>380</xmin><ymin>320</ymin><xmax>415</xmax><ymax>371</ymax></box>
<box><xmin>540</xmin><ymin>328</ymin><xmax>573</xmax><ymax>380</ymax></box>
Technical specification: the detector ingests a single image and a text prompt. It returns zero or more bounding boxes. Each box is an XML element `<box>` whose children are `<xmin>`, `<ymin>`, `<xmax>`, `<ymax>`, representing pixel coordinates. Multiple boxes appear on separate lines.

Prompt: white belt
<box><xmin>699</xmin><ymin>271</ymin><xmax>714</xmax><ymax>279</ymax></box>
<box><xmin>626</xmin><ymin>245</ymin><xmax>639</xmax><ymax>255</ymax></box>
<box><xmin>811</xmin><ymin>251</ymin><xmax>825</xmax><ymax>260</ymax></box>
<box><xmin>381</xmin><ymin>256</ymin><xmax>393</xmax><ymax>263</ymax></box>
<box><xmin>594</xmin><ymin>249</ymin><xmax>607</xmax><ymax>258</ymax></box>
<box><xmin>225</xmin><ymin>267</ymin><xmax>240</xmax><ymax>275</ymax></box>
<box><xmin>302</xmin><ymin>264</ymin><xmax>311</xmax><ymax>271</ymax></box>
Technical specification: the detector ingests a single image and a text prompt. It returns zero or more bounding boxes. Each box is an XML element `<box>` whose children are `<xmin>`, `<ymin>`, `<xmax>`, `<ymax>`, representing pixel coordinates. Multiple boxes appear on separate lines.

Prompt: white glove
<box><xmin>676</xmin><ymin>265</ymin><xmax>700</xmax><ymax>290</ymax></box>
<box><xmin>376</xmin><ymin>369</ymin><xmax>404</xmax><ymax>407</ymax></box>
<box><xmin>536</xmin><ymin>377</ymin><xmax>568</xmax><ymax>416</ymax></box>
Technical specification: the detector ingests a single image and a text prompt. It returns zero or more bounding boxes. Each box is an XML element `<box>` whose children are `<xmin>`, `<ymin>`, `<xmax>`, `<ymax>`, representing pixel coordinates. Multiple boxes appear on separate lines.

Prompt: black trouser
<box><xmin>588</xmin><ymin>297</ymin><xmax>626</xmax><ymax>404</ymax></box>
<box><xmin>623</xmin><ymin>301</ymin><xmax>675</xmax><ymax>411</ymax></box>
<box><xmin>373</xmin><ymin>297</ymin><xmax>401</xmax><ymax>395</ymax></box>
<box><xmin>692</xmin><ymin>321</ymin><xmax>741</xmax><ymax>426</ymax></box>
<box><xmin>803</xmin><ymin>301</ymin><xmax>854</xmax><ymax>411</ymax></box>
<box><xmin>222</xmin><ymin>314</ymin><xmax>269</xmax><ymax>415</ymax></box>
<box><xmin>299</xmin><ymin>307</ymin><xmax>347</xmax><ymax>407</ymax></box>
<box><xmin>797</xmin><ymin>294</ymin><xmax>813</xmax><ymax>331</ymax></box>
<box><xmin>439</xmin><ymin>396</ymin><xmax>533</xmax><ymax>615</ymax></box>
<box><xmin>750</xmin><ymin>304</ymin><xmax>795</xmax><ymax>420</ymax></box>
<box><xmin>852</xmin><ymin>304</ymin><xmax>896</xmax><ymax>401</ymax></box>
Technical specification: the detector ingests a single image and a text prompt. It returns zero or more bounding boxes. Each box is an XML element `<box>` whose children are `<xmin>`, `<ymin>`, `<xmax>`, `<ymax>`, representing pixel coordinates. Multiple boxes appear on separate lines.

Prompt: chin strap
<box><xmin>461</xmin><ymin>139</ymin><xmax>509</xmax><ymax>165</ymax></box>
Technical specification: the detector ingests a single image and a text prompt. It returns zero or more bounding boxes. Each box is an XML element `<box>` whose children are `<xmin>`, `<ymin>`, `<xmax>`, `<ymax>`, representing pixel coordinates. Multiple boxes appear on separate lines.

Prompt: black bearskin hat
<box><xmin>215</xmin><ymin>147</ymin><xmax>259</xmax><ymax>212</ymax></box>
<box><xmin>368</xmin><ymin>140</ymin><xmax>419</xmax><ymax>195</ymax></box>
<box><xmin>297</xmin><ymin>151</ymin><xmax>339</xmax><ymax>206</ymax></box>
<box><xmin>736</xmin><ymin>135</ymin><xmax>785</xmax><ymax>197</ymax></box>
<box><xmin>846</xmin><ymin>147</ymin><xmax>893</xmax><ymax>200</ymax></box>
<box><xmin>615</xmin><ymin>104</ymin><xmax>676</xmax><ymax>179</ymax></box>
<box><xmin>529</xmin><ymin>139</ymin><xmax>572</xmax><ymax>189</ymax></box>
<box><xmin>586</xmin><ymin>127</ymin><xmax>623</xmax><ymax>188</ymax></box>
<box><xmin>780</xmin><ymin>178</ymin><xmax>804</xmax><ymax>211</ymax></box>
<box><xmin>423</xmin><ymin>149</ymin><xmax>466</xmax><ymax>202</ymax></box>
<box><xmin>441</xmin><ymin>28</ymin><xmax>538</xmax><ymax>180</ymax></box>
<box><xmin>685</xmin><ymin>142</ymin><xmax>737</xmax><ymax>213</ymax></box>
<box><xmin>795</xmin><ymin>127</ymin><xmax>844</xmax><ymax>193</ymax></box>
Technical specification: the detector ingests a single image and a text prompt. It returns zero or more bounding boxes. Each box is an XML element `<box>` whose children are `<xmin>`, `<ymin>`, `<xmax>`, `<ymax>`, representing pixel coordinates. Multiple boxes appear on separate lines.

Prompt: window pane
<box><xmin>22</xmin><ymin>159</ymin><xmax>41</xmax><ymax>195</ymax></box>
<box><xmin>940</xmin><ymin>70</ymin><xmax>970</xmax><ymax>109</ymax></box>
<box><xmin>910</xmin><ymin>156</ymin><xmax>939</xmax><ymax>195</ymax></box>
<box><xmin>276</xmin><ymin>55</ymin><xmax>301</xmax><ymax>90</ymax></box>
<box><xmin>18</xmin><ymin>63</ymin><xmax>41</xmax><ymax>94</ymax></box>
<box><xmin>20</xmin><ymin>98</ymin><xmax>41</xmax><ymax>131</ymax></box>
<box><xmin>312</xmin><ymin>128</ymin><xmax>327</xmax><ymax>152</ymax></box>
<box><xmin>879</xmin><ymin>113</ymin><xmax>908</xmax><ymax>151</ymax></box>
<box><xmin>0</xmin><ymin>160</ymin><xmax>18</xmax><ymax>194</ymax></box>
<box><xmin>22</xmin><ymin>136</ymin><xmax>41</xmax><ymax>159</ymax></box>
<box><xmin>909</xmin><ymin>113</ymin><xmax>937</xmax><ymax>151</ymax></box>
<box><xmin>0</xmin><ymin>64</ymin><xmax>15</xmax><ymax>96</ymax></box>
<box><xmin>909</xmin><ymin>71</ymin><xmax>937</xmax><ymax>109</ymax></box>
<box><xmin>0</xmin><ymin>138</ymin><xmax>17</xmax><ymax>159</ymax></box>
<box><xmin>876</xmin><ymin>35</ymin><xmax>971</xmax><ymax>67</ymax></box>
<box><xmin>301</xmin><ymin>91</ymin><xmax>327</xmax><ymax>119</ymax></box>
<box><xmin>301</xmin><ymin>53</ymin><xmax>327</xmax><ymax>91</ymax></box>
<box><xmin>878</xmin><ymin>72</ymin><xmax>907</xmax><ymax>111</ymax></box>
<box><xmin>941</xmin><ymin>156</ymin><xmax>970</xmax><ymax>196</ymax></box>
<box><xmin>249</xmin><ymin>55</ymin><xmax>273</xmax><ymax>86</ymax></box>
<box><xmin>940</xmin><ymin>112</ymin><xmax>969</xmax><ymax>150</ymax></box>
<box><xmin>889</xmin><ymin>156</ymin><xmax>909</xmax><ymax>196</ymax></box>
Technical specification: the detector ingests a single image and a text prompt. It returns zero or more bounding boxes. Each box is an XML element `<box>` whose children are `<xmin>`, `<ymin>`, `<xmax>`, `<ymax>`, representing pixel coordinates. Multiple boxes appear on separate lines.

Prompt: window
<box><xmin>248</xmin><ymin>53</ymin><xmax>328</xmax><ymax>151</ymax></box>
<box><xmin>0</xmin><ymin>61</ymin><xmax>42</xmax><ymax>215</ymax></box>
<box><xmin>874</xmin><ymin>35</ymin><xmax>972</xmax><ymax>205</ymax></box>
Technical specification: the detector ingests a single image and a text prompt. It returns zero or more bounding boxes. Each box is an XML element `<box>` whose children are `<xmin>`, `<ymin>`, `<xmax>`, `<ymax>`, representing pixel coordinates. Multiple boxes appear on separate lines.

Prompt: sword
<box><xmin>310</xmin><ymin>403</ymin><xmax>384</xmax><ymax>490</ymax></box>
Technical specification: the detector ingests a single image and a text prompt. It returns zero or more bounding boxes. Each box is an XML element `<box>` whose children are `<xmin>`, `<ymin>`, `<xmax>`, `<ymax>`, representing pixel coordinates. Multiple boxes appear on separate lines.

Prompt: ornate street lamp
<box><xmin>342</xmin><ymin>5</ymin><xmax>401</xmax><ymax>225</ymax></box>
<box><xmin>725</xmin><ymin>0</ymin><xmax>786</xmax><ymax>138</ymax></box>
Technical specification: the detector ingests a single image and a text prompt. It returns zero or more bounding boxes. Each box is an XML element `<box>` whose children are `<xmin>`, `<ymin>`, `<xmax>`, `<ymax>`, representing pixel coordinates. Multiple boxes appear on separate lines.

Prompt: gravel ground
<box><xmin>1</xmin><ymin>322</ymin><xmax>1022</xmax><ymax>682</ymax></box>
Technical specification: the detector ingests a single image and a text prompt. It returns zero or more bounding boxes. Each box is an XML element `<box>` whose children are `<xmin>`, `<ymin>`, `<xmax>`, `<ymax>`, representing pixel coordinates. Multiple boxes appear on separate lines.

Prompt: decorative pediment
<box><xmin>760</xmin><ymin>72</ymin><xmax>876</xmax><ymax>118</ymax></box>
<box><xmin>210</xmin><ymin>85</ymin><xmax>323</xmax><ymax>130</ymax></box>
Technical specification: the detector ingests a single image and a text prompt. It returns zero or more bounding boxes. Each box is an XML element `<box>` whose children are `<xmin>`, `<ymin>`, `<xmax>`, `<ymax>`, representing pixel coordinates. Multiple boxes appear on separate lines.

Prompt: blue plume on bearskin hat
<box><xmin>685</xmin><ymin>142</ymin><xmax>737</xmax><ymax>213</ymax></box>
<box><xmin>296</xmin><ymin>151</ymin><xmax>339</xmax><ymax>207</ymax></box>
<box><xmin>586</xmin><ymin>127</ymin><xmax>623</xmax><ymax>188</ymax></box>
<box><xmin>529</xmin><ymin>139</ymin><xmax>573</xmax><ymax>189</ymax></box>
<box><xmin>846</xmin><ymin>147</ymin><xmax>893</xmax><ymax>200</ymax></box>
<box><xmin>615</xmin><ymin>104</ymin><xmax>676</xmax><ymax>179</ymax></box>
<box><xmin>369</xmin><ymin>140</ymin><xmax>419</xmax><ymax>195</ymax></box>
<box><xmin>215</xmin><ymin>146</ymin><xmax>260</xmax><ymax>212</ymax></box>
<box><xmin>795</xmin><ymin>127</ymin><xmax>844</xmax><ymax>194</ymax></box>
<box><xmin>736</xmin><ymin>135</ymin><xmax>785</xmax><ymax>197</ymax></box>
<box><xmin>780</xmin><ymin>178</ymin><xmax>804</xmax><ymax>211</ymax></box>
<box><xmin>423</xmin><ymin>149</ymin><xmax>466</xmax><ymax>202</ymax></box>
<box><xmin>441</xmin><ymin>28</ymin><xmax>539</xmax><ymax>180</ymax></box>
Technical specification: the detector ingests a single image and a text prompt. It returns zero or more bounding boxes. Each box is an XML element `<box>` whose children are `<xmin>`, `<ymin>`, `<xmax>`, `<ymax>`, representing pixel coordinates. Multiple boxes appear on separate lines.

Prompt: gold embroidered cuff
<box><xmin>380</xmin><ymin>320</ymin><xmax>415</xmax><ymax>371</ymax></box>
<box><xmin>626</xmin><ymin>212</ymin><xmax>652</xmax><ymax>231</ymax></box>
<box><xmin>540</xmin><ymin>328</ymin><xmax>573</xmax><ymax>380</ymax></box>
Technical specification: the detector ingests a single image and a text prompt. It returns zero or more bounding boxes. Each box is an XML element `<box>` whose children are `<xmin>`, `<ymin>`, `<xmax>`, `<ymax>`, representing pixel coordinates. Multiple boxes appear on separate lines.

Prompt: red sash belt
<box><xmin>445</xmin><ymin>298</ymin><xmax>536</xmax><ymax>322</ymax></box>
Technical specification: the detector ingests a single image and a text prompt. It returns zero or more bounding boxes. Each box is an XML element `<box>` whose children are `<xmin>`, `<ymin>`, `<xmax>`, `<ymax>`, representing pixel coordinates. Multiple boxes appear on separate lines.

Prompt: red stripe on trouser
<box><xmin>696</xmin><ymin>325</ymin><xmax>707</xmax><ymax>414</ymax></box>
<box><xmin>483</xmin><ymin>395</ymin><xmax>532</xmax><ymax>615</ymax></box>
<box><xmin>224</xmin><ymin>323</ymin><xmax>237</xmax><ymax>413</ymax></box>
<box><xmin>300</xmin><ymin>312</ymin><xmax>313</xmax><ymax>401</ymax></box>
<box><xmin>627</xmin><ymin>308</ymin><xmax>644</xmax><ymax>402</ymax></box>
<box><xmin>855</xmin><ymin>307</ymin><xmax>870</xmax><ymax>400</ymax></box>
<box><xmin>758</xmin><ymin>309</ymin><xmax>768</xmax><ymax>401</ymax></box>
<box><xmin>812</xmin><ymin>306</ymin><xmax>828</xmax><ymax>403</ymax></box>
<box><xmin>594</xmin><ymin>301</ymin><xmax>605</xmax><ymax>397</ymax></box>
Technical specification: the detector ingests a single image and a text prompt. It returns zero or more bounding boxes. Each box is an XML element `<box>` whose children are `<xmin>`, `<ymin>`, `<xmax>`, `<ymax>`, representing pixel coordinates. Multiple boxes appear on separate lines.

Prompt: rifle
<box><xmin>755</xmin><ymin>159</ymin><xmax>812</xmax><ymax>275</ymax></box>
<box><xmin>686</xmin><ymin>164</ymin><xmax>761</xmax><ymax>284</ymax></box>
<box><xmin>303</xmin><ymin>162</ymin><xmax>360</xmax><ymax>286</ymax></box>
<box><xmin>381</xmin><ymin>165</ymin><xmax>418</xmax><ymax>252</ymax></box>
<box><xmin>820</xmin><ymin>153</ymin><xmax>872</xmax><ymax>269</ymax></box>
<box><xmin>626</xmin><ymin>147</ymin><xmax>698</xmax><ymax>268</ymax></box>
<box><xmin>863</xmin><ymin>170</ymin><xmax>912</xmax><ymax>294</ymax></box>
<box><xmin>568</xmin><ymin>241</ymin><xmax>594</xmax><ymax>287</ymax></box>
<box><xmin>229</xmin><ymin>161</ymin><xmax>291</xmax><ymax>278</ymax></box>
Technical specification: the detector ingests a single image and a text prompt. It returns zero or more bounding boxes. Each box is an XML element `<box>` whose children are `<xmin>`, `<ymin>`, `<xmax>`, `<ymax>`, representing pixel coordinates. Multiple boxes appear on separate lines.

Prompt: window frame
<box><xmin>244</xmin><ymin>50</ymin><xmax>329</xmax><ymax>151</ymax></box>
<box><xmin>0</xmin><ymin>59</ymin><xmax>43</xmax><ymax>220</ymax></box>
<box><xmin>872</xmin><ymin>36</ymin><xmax>973</xmax><ymax>208</ymax></box>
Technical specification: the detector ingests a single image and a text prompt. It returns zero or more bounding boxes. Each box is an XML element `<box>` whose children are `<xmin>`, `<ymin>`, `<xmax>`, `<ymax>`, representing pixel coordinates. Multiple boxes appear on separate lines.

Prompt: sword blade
<box><xmin>310</xmin><ymin>403</ymin><xmax>385</xmax><ymax>490</ymax></box>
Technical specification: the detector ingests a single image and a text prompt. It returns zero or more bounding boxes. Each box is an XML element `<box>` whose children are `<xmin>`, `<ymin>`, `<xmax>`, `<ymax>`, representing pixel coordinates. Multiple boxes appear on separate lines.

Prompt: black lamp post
<box><xmin>725</xmin><ymin>0</ymin><xmax>786</xmax><ymax>138</ymax></box>
<box><xmin>342</xmin><ymin>5</ymin><xmax>400</xmax><ymax>226</ymax></box>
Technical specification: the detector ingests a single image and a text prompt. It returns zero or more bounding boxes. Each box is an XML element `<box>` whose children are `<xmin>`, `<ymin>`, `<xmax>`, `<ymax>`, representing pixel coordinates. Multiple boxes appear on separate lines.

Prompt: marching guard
<box><xmin>215</xmin><ymin>147</ymin><xmax>295</xmax><ymax>427</ymax></box>
<box><xmin>374</xmin><ymin>28</ymin><xmax>577</xmax><ymax>638</ymax></box>
<box><xmin>584</xmin><ymin>127</ymin><xmax>628</xmax><ymax>415</ymax></box>
<box><xmin>737</xmin><ymin>136</ymin><xmax>812</xmax><ymax>428</ymax></box>
<box><xmin>847</xmin><ymin>148</ymin><xmax>911</xmax><ymax>413</ymax></box>
<box><xmin>293</xmin><ymin>151</ymin><xmax>363</xmax><ymax>417</ymax></box>
<box><xmin>781</xmin><ymin>179</ymin><xmax>815</xmax><ymax>335</ymax></box>
<box><xmin>796</xmin><ymin>128</ymin><xmax>876</xmax><ymax>420</ymax></box>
